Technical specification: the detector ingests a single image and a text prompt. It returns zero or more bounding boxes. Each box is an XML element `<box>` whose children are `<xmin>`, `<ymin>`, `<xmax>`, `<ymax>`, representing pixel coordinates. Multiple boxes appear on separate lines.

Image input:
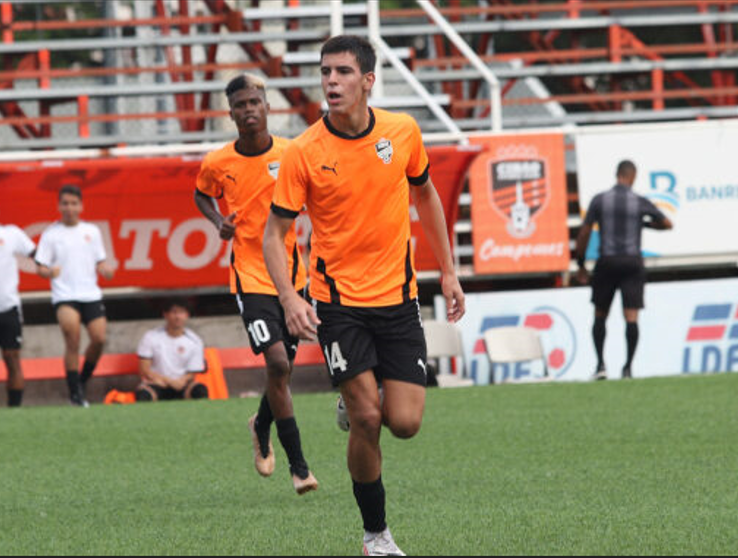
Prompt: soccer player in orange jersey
<box><xmin>195</xmin><ymin>74</ymin><xmax>318</xmax><ymax>495</ymax></box>
<box><xmin>263</xmin><ymin>36</ymin><xmax>465</xmax><ymax>556</ymax></box>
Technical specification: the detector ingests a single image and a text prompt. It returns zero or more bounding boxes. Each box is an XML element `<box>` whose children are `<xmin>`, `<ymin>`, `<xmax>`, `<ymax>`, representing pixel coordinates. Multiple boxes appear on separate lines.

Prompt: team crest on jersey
<box><xmin>375</xmin><ymin>138</ymin><xmax>393</xmax><ymax>165</ymax></box>
<box><xmin>268</xmin><ymin>162</ymin><xmax>281</xmax><ymax>179</ymax></box>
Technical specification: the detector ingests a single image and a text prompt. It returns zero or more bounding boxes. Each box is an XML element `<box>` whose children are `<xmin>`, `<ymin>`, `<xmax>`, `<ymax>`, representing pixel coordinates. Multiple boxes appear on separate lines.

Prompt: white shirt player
<box><xmin>0</xmin><ymin>225</ymin><xmax>36</xmax><ymax>313</ymax></box>
<box><xmin>137</xmin><ymin>327</ymin><xmax>206</xmax><ymax>381</ymax></box>
<box><xmin>35</xmin><ymin>221</ymin><xmax>107</xmax><ymax>305</ymax></box>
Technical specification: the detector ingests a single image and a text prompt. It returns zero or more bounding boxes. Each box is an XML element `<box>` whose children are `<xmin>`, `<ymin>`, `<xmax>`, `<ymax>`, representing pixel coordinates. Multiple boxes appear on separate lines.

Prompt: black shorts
<box><xmin>54</xmin><ymin>300</ymin><xmax>107</xmax><ymax>326</ymax></box>
<box><xmin>316</xmin><ymin>299</ymin><xmax>428</xmax><ymax>388</ymax></box>
<box><xmin>139</xmin><ymin>382</ymin><xmax>208</xmax><ymax>401</ymax></box>
<box><xmin>592</xmin><ymin>256</ymin><xmax>646</xmax><ymax>311</ymax></box>
<box><xmin>0</xmin><ymin>307</ymin><xmax>23</xmax><ymax>350</ymax></box>
<box><xmin>237</xmin><ymin>294</ymin><xmax>299</xmax><ymax>361</ymax></box>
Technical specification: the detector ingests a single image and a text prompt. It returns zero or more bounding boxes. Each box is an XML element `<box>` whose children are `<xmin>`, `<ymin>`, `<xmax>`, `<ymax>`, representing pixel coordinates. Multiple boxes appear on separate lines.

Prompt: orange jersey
<box><xmin>197</xmin><ymin>137</ymin><xmax>307</xmax><ymax>296</ymax></box>
<box><xmin>272</xmin><ymin>108</ymin><xmax>430</xmax><ymax>307</ymax></box>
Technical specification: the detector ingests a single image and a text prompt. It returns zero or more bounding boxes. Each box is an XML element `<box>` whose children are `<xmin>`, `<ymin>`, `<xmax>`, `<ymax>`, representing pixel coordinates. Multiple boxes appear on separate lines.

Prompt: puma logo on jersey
<box><xmin>321</xmin><ymin>163</ymin><xmax>338</xmax><ymax>175</ymax></box>
<box><xmin>226</xmin><ymin>174</ymin><xmax>237</xmax><ymax>183</ymax></box>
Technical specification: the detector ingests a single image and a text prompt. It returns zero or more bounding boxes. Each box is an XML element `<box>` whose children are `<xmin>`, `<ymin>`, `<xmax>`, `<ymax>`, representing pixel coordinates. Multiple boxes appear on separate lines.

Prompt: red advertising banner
<box><xmin>0</xmin><ymin>146</ymin><xmax>479</xmax><ymax>292</ymax></box>
<box><xmin>469</xmin><ymin>134</ymin><xmax>570</xmax><ymax>274</ymax></box>
<box><xmin>410</xmin><ymin>145</ymin><xmax>483</xmax><ymax>271</ymax></box>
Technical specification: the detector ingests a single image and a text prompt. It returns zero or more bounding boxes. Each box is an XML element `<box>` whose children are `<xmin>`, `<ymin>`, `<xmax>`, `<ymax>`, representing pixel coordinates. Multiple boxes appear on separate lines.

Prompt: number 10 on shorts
<box><xmin>324</xmin><ymin>342</ymin><xmax>348</xmax><ymax>376</ymax></box>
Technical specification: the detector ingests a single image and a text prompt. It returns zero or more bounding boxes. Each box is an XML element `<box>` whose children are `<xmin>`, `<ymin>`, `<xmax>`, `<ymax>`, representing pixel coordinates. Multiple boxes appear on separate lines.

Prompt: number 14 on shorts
<box><xmin>324</xmin><ymin>342</ymin><xmax>348</xmax><ymax>376</ymax></box>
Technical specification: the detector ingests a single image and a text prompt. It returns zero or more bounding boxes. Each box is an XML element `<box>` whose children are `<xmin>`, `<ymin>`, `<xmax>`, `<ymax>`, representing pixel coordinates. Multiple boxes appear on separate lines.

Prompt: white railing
<box><xmin>417</xmin><ymin>0</ymin><xmax>503</xmax><ymax>133</ymax></box>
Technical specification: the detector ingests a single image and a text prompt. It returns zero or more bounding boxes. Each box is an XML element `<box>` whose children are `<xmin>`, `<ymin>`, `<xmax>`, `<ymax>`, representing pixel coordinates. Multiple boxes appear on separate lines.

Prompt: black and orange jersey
<box><xmin>272</xmin><ymin>108</ymin><xmax>430</xmax><ymax>307</ymax></box>
<box><xmin>197</xmin><ymin>137</ymin><xmax>307</xmax><ymax>296</ymax></box>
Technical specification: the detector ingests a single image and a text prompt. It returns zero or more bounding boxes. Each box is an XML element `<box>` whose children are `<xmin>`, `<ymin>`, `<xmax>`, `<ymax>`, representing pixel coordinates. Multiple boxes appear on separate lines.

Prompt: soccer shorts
<box><xmin>0</xmin><ymin>307</ymin><xmax>23</xmax><ymax>350</ymax></box>
<box><xmin>592</xmin><ymin>256</ymin><xmax>646</xmax><ymax>311</ymax></box>
<box><xmin>54</xmin><ymin>300</ymin><xmax>107</xmax><ymax>326</ymax></box>
<box><xmin>237</xmin><ymin>294</ymin><xmax>300</xmax><ymax>362</ymax></box>
<box><xmin>316</xmin><ymin>299</ymin><xmax>428</xmax><ymax>388</ymax></box>
<box><xmin>138</xmin><ymin>382</ymin><xmax>209</xmax><ymax>401</ymax></box>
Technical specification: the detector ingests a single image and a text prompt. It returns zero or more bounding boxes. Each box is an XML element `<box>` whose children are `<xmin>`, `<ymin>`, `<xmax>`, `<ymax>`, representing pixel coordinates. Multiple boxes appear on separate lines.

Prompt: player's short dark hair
<box><xmin>225</xmin><ymin>73</ymin><xmax>267</xmax><ymax>98</ymax></box>
<box><xmin>163</xmin><ymin>298</ymin><xmax>192</xmax><ymax>314</ymax></box>
<box><xmin>59</xmin><ymin>184</ymin><xmax>82</xmax><ymax>201</ymax></box>
<box><xmin>321</xmin><ymin>35</ymin><xmax>376</xmax><ymax>74</ymax></box>
<box><xmin>616</xmin><ymin>160</ymin><xmax>637</xmax><ymax>178</ymax></box>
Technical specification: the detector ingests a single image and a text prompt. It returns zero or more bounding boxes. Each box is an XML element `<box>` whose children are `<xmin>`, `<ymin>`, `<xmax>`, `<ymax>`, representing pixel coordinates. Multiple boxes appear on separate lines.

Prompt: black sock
<box><xmin>66</xmin><ymin>370</ymin><xmax>81</xmax><ymax>397</ymax></box>
<box><xmin>255</xmin><ymin>394</ymin><xmax>274</xmax><ymax>431</ymax></box>
<box><xmin>254</xmin><ymin>395</ymin><xmax>273</xmax><ymax>458</ymax></box>
<box><xmin>276</xmin><ymin>417</ymin><xmax>309</xmax><ymax>479</ymax></box>
<box><xmin>625</xmin><ymin>322</ymin><xmax>640</xmax><ymax>369</ymax></box>
<box><xmin>593</xmin><ymin>317</ymin><xmax>607</xmax><ymax>369</ymax></box>
<box><xmin>80</xmin><ymin>359</ymin><xmax>98</xmax><ymax>385</ymax></box>
<box><xmin>8</xmin><ymin>389</ymin><xmax>23</xmax><ymax>408</ymax></box>
<box><xmin>353</xmin><ymin>476</ymin><xmax>387</xmax><ymax>534</ymax></box>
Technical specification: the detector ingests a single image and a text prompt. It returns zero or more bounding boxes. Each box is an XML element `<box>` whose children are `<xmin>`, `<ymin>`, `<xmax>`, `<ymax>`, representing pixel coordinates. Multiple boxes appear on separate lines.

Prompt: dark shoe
<box><xmin>622</xmin><ymin>367</ymin><xmax>632</xmax><ymax>380</ymax></box>
<box><xmin>593</xmin><ymin>366</ymin><xmax>607</xmax><ymax>381</ymax></box>
<box><xmin>70</xmin><ymin>386</ymin><xmax>90</xmax><ymax>408</ymax></box>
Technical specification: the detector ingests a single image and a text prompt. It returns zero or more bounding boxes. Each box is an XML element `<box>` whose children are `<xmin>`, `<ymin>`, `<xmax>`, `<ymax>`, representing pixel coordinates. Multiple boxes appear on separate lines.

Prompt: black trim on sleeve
<box><xmin>271</xmin><ymin>203</ymin><xmax>300</xmax><ymax>220</ymax></box>
<box><xmin>408</xmin><ymin>163</ymin><xmax>430</xmax><ymax>187</ymax></box>
<box><xmin>196</xmin><ymin>187</ymin><xmax>224</xmax><ymax>201</ymax></box>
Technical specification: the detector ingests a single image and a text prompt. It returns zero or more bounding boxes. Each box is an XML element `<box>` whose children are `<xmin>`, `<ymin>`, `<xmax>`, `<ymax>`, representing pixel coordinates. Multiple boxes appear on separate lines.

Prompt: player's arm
<box><xmin>96</xmin><ymin>261</ymin><xmax>115</xmax><ymax>280</ymax></box>
<box><xmin>642</xmin><ymin>199</ymin><xmax>674</xmax><ymax>231</ymax></box>
<box><xmin>194</xmin><ymin>189</ymin><xmax>236</xmax><ymax>241</ymax></box>
<box><xmin>35</xmin><ymin>233</ymin><xmax>60</xmax><ymax>279</ymax></box>
<box><xmin>138</xmin><ymin>358</ymin><xmax>171</xmax><ymax>388</ymax></box>
<box><xmin>264</xmin><ymin>211</ymin><xmax>320</xmax><ymax>340</ymax></box>
<box><xmin>411</xmin><ymin>178</ymin><xmax>465</xmax><ymax>323</ymax></box>
<box><xmin>574</xmin><ymin>222</ymin><xmax>594</xmax><ymax>285</ymax></box>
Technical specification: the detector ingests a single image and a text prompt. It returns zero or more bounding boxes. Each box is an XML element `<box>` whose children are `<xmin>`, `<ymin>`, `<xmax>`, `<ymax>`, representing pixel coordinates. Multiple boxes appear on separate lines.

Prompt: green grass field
<box><xmin>1</xmin><ymin>374</ymin><xmax>737</xmax><ymax>556</ymax></box>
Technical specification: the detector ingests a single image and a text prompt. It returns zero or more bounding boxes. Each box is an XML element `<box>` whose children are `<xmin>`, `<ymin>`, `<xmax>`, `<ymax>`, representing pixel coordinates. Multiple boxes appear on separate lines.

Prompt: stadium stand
<box><xmin>1</xmin><ymin>0</ymin><xmax>737</xmax><ymax>402</ymax></box>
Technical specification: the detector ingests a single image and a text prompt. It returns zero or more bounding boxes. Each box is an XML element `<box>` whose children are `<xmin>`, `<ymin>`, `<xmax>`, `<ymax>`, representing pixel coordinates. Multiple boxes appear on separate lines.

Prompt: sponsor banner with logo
<box><xmin>468</xmin><ymin>133</ymin><xmax>570</xmax><ymax>274</ymax></box>
<box><xmin>575</xmin><ymin>120</ymin><xmax>738</xmax><ymax>258</ymax></box>
<box><xmin>435</xmin><ymin>278</ymin><xmax>738</xmax><ymax>384</ymax></box>
<box><xmin>0</xmin><ymin>146</ymin><xmax>478</xmax><ymax>292</ymax></box>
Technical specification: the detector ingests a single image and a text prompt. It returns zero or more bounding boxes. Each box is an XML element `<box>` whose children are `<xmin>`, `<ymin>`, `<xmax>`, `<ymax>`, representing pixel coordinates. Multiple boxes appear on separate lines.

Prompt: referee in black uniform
<box><xmin>576</xmin><ymin>160</ymin><xmax>673</xmax><ymax>380</ymax></box>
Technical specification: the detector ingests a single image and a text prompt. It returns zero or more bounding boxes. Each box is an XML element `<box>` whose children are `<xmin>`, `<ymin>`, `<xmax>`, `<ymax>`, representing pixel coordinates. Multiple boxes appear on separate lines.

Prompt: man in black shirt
<box><xmin>576</xmin><ymin>160</ymin><xmax>673</xmax><ymax>380</ymax></box>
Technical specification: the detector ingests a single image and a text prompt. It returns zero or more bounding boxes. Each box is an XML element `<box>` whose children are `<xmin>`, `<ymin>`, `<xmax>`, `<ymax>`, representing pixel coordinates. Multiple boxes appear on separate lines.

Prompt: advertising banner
<box><xmin>468</xmin><ymin>133</ymin><xmax>570</xmax><ymax>274</ymax></box>
<box><xmin>436</xmin><ymin>278</ymin><xmax>738</xmax><ymax>384</ymax></box>
<box><xmin>575</xmin><ymin>120</ymin><xmax>738</xmax><ymax>258</ymax></box>
<box><xmin>410</xmin><ymin>145</ymin><xmax>483</xmax><ymax>271</ymax></box>
<box><xmin>0</xmin><ymin>146</ymin><xmax>477</xmax><ymax>292</ymax></box>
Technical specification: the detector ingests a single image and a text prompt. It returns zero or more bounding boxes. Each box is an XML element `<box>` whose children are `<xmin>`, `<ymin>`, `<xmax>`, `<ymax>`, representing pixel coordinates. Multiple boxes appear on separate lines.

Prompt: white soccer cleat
<box><xmin>363</xmin><ymin>528</ymin><xmax>406</xmax><ymax>557</ymax></box>
<box><xmin>336</xmin><ymin>395</ymin><xmax>350</xmax><ymax>432</ymax></box>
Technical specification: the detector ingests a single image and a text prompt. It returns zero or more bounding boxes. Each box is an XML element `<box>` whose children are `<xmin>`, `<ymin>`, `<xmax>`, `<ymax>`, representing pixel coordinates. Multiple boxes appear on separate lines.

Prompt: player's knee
<box><xmin>388</xmin><ymin>416</ymin><xmax>423</xmax><ymax>440</ymax></box>
<box><xmin>266</xmin><ymin>357</ymin><xmax>291</xmax><ymax>381</ymax></box>
<box><xmin>350</xmin><ymin>406</ymin><xmax>383</xmax><ymax>435</ymax></box>
<box><xmin>188</xmin><ymin>383</ymin><xmax>209</xmax><ymax>400</ymax></box>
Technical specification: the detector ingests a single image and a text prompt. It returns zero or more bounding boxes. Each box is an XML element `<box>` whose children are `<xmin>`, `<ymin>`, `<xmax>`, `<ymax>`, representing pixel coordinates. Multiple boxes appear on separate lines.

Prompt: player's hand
<box><xmin>51</xmin><ymin>266</ymin><xmax>62</xmax><ymax>279</ymax></box>
<box><xmin>576</xmin><ymin>267</ymin><xmax>590</xmax><ymax>285</ymax></box>
<box><xmin>442</xmin><ymin>272</ymin><xmax>466</xmax><ymax>323</ymax></box>
<box><xmin>219</xmin><ymin>212</ymin><xmax>237</xmax><ymax>241</ymax></box>
<box><xmin>281</xmin><ymin>292</ymin><xmax>321</xmax><ymax>341</ymax></box>
<box><xmin>97</xmin><ymin>262</ymin><xmax>115</xmax><ymax>280</ymax></box>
